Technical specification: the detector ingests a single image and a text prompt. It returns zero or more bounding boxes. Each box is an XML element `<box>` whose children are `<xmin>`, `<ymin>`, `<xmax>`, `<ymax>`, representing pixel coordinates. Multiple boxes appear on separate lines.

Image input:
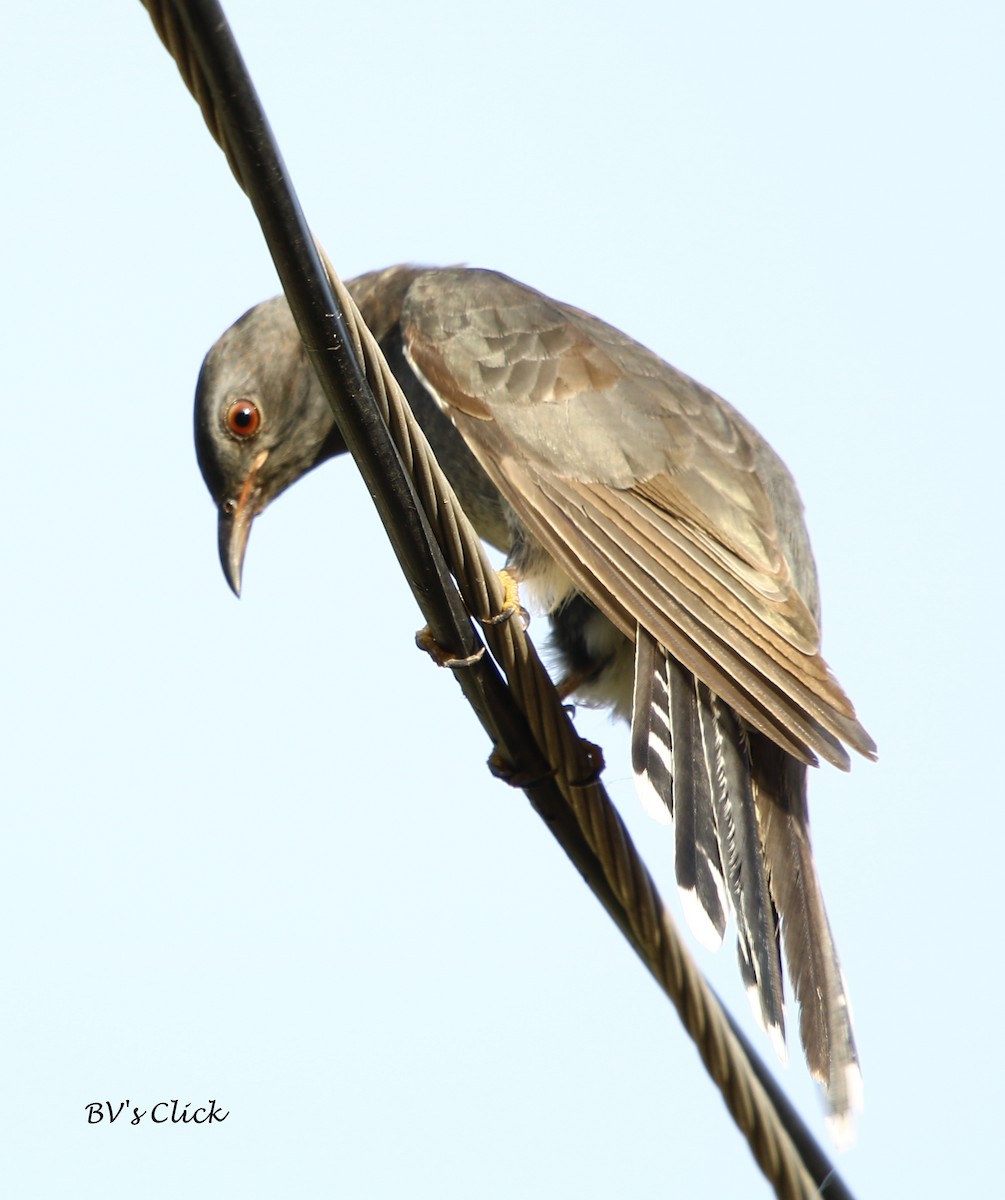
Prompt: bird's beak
<box><xmin>218</xmin><ymin>449</ymin><xmax>269</xmax><ymax>597</ymax></box>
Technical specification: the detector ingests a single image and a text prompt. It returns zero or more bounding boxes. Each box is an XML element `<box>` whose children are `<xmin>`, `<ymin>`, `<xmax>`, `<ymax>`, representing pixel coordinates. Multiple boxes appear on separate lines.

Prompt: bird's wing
<box><xmin>399</xmin><ymin>267</ymin><xmax>874</xmax><ymax>769</ymax></box>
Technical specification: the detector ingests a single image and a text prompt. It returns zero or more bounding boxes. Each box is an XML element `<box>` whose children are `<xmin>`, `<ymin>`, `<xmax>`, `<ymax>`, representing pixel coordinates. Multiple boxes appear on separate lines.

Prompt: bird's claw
<box><xmin>415</xmin><ymin>626</ymin><xmax>486</xmax><ymax>669</ymax></box>
<box><xmin>482</xmin><ymin>568</ymin><xmax>529</xmax><ymax>629</ymax></box>
<box><xmin>487</xmin><ymin>750</ymin><xmax>557</xmax><ymax>789</ymax></box>
<box><xmin>569</xmin><ymin>739</ymin><xmax>606</xmax><ymax>787</ymax></box>
<box><xmin>487</xmin><ymin>739</ymin><xmax>604</xmax><ymax>791</ymax></box>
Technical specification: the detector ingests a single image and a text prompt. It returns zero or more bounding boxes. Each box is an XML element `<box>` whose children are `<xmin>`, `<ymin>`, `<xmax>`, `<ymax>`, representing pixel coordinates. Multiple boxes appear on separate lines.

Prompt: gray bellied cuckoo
<box><xmin>194</xmin><ymin>265</ymin><xmax>874</xmax><ymax>1129</ymax></box>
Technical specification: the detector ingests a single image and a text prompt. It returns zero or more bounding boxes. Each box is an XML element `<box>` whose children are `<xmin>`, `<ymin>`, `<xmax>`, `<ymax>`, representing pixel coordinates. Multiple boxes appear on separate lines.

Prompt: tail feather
<box><xmin>665</xmin><ymin>654</ymin><xmax>728</xmax><ymax>947</ymax></box>
<box><xmin>695</xmin><ymin>681</ymin><xmax>786</xmax><ymax>1054</ymax></box>
<box><xmin>630</xmin><ymin>631</ymin><xmax>674</xmax><ymax>827</ymax></box>
<box><xmin>750</xmin><ymin>731</ymin><xmax>862</xmax><ymax>1132</ymax></box>
<box><xmin>632</xmin><ymin>630</ymin><xmax>726</xmax><ymax>948</ymax></box>
<box><xmin>631</xmin><ymin>629</ymin><xmax>860</xmax><ymax>1124</ymax></box>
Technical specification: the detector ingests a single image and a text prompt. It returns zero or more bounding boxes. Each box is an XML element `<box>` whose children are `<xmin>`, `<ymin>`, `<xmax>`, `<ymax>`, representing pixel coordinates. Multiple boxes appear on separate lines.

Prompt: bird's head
<box><xmin>194</xmin><ymin>297</ymin><xmax>346</xmax><ymax>595</ymax></box>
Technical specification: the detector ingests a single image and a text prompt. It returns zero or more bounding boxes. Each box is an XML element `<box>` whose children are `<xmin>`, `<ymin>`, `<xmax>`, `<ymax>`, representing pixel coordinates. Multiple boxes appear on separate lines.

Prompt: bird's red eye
<box><xmin>225</xmin><ymin>399</ymin><xmax>261</xmax><ymax>439</ymax></box>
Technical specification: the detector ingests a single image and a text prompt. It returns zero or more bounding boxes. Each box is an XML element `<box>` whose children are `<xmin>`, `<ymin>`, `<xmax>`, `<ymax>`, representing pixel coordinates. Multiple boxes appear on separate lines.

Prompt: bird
<box><xmin>194</xmin><ymin>264</ymin><xmax>874</xmax><ymax>1131</ymax></box>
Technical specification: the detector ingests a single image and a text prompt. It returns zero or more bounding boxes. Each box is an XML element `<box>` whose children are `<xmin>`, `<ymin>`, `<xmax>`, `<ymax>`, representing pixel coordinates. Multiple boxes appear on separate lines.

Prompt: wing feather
<box><xmin>400</xmin><ymin>268</ymin><xmax>875</xmax><ymax>766</ymax></box>
<box><xmin>484</xmin><ymin>455</ymin><xmax>856</xmax><ymax>767</ymax></box>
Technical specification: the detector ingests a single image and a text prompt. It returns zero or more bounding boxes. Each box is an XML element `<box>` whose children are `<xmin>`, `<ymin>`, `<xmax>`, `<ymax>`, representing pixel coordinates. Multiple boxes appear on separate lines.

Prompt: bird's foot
<box><xmin>486</xmin><ymin>750</ymin><xmax>556</xmax><ymax>789</ymax></box>
<box><xmin>482</xmin><ymin>568</ymin><xmax>529</xmax><ymax>629</ymax></box>
<box><xmin>487</xmin><ymin>738</ymin><xmax>605</xmax><ymax>790</ymax></box>
<box><xmin>569</xmin><ymin>739</ymin><xmax>606</xmax><ymax>787</ymax></box>
<box><xmin>415</xmin><ymin>626</ymin><xmax>486</xmax><ymax>670</ymax></box>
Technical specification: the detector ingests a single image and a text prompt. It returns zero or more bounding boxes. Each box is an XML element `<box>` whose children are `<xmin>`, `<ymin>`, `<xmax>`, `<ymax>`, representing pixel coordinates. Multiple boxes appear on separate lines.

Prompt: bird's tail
<box><xmin>631</xmin><ymin>628</ymin><xmax>786</xmax><ymax>1058</ymax></box>
<box><xmin>749</xmin><ymin>730</ymin><xmax>863</xmax><ymax>1139</ymax></box>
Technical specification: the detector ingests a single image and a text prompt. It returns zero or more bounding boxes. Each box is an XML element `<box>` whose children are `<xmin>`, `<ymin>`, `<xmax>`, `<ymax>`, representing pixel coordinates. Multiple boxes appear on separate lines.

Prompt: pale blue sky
<box><xmin>3</xmin><ymin>2</ymin><xmax>1002</xmax><ymax>1196</ymax></box>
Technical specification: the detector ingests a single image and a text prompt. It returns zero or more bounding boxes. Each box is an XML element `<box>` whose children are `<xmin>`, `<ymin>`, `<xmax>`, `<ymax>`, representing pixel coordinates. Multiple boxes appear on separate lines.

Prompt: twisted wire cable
<box><xmin>140</xmin><ymin>3</ymin><xmax>854</xmax><ymax>1195</ymax></box>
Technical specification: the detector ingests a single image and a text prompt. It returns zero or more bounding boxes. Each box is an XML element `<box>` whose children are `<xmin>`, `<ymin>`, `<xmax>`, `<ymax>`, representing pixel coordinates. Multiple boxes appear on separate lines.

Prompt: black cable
<box><xmin>143</xmin><ymin>4</ymin><xmax>857</xmax><ymax>1196</ymax></box>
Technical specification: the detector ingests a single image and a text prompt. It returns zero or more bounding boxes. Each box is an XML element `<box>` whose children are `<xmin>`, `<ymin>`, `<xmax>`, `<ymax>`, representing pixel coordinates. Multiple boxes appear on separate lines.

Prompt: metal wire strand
<box><xmin>140</xmin><ymin>3</ymin><xmax>855</xmax><ymax>1196</ymax></box>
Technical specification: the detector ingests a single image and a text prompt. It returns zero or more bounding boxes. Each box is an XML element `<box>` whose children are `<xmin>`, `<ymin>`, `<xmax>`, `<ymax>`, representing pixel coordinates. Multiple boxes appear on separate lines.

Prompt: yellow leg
<box><xmin>483</xmin><ymin>568</ymin><xmax>529</xmax><ymax>627</ymax></box>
